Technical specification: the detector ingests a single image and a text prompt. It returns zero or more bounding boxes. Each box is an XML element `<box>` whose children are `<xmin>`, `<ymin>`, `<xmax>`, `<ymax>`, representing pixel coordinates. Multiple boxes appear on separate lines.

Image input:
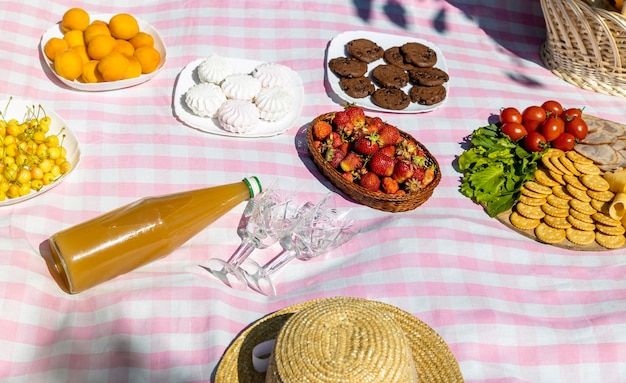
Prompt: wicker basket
<box><xmin>306</xmin><ymin>113</ymin><xmax>441</xmax><ymax>213</ymax></box>
<box><xmin>540</xmin><ymin>0</ymin><xmax>626</xmax><ymax>97</ymax></box>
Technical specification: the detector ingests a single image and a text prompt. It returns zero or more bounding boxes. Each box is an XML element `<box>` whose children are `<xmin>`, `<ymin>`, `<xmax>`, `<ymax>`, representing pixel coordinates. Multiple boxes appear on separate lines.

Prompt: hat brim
<box><xmin>214</xmin><ymin>297</ymin><xmax>464</xmax><ymax>383</ymax></box>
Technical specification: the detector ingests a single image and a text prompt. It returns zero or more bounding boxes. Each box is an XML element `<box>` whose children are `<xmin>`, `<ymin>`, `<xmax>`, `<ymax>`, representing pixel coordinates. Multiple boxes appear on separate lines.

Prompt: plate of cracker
<box><xmin>497</xmin><ymin>148</ymin><xmax>626</xmax><ymax>251</ymax></box>
<box><xmin>326</xmin><ymin>30</ymin><xmax>449</xmax><ymax>113</ymax></box>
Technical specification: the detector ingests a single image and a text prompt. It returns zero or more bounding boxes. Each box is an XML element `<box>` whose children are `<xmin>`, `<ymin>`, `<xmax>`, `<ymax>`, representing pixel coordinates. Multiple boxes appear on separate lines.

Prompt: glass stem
<box><xmin>228</xmin><ymin>240</ymin><xmax>256</xmax><ymax>267</ymax></box>
<box><xmin>262</xmin><ymin>249</ymin><xmax>298</xmax><ymax>276</ymax></box>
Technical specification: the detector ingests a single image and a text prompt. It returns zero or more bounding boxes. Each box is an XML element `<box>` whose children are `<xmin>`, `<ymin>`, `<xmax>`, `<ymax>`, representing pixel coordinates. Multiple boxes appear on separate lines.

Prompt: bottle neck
<box><xmin>243</xmin><ymin>176</ymin><xmax>262</xmax><ymax>198</ymax></box>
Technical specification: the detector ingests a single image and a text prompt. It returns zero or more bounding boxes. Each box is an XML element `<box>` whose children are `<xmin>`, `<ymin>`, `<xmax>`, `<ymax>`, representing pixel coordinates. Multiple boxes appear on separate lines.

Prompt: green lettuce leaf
<box><xmin>458</xmin><ymin>124</ymin><xmax>545</xmax><ymax>217</ymax></box>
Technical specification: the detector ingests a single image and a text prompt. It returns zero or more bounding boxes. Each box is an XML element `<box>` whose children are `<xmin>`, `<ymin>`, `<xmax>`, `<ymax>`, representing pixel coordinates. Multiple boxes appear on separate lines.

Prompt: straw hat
<box><xmin>214</xmin><ymin>296</ymin><xmax>464</xmax><ymax>383</ymax></box>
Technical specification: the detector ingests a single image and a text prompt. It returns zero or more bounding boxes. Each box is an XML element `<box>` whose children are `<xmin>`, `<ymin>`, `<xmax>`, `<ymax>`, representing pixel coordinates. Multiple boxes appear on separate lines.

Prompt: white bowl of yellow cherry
<box><xmin>0</xmin><ymin>98</ymin><xmax>81</xmax><ymax>205</ymax></box>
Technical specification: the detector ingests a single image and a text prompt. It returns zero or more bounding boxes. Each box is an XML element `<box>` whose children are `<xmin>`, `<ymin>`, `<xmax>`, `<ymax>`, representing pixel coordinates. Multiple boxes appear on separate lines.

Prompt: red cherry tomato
<box><xmin>522</xmin><ymin>105</ymin><xmax>547</xmax><ymax>123</ymax></box>
<box><xmin>523</xmin><ymin>120</ymin><xmax>542</xmax><ymax>134</ymax></box>
<box><xmin>499</xmin><ymin>107</ymin><xmax>522</xmax><ymax>124</ymax></box>
<box><xmin>565</xmin><ymin>117</ymin><xmax>588</xmax><ymax>141</ymax></box>
<box><xmin>541</xmin><ymin>117</ymin><xmax>565</xmax><ymax>142</ymax></box>
<box><xmin>524</xmin><ymin>132</ymin><xmax>547</xmax><ymax>152</ymax></box>
<box><xmin>501</xmin><ymin>122</ymin><xmax>527</xmax><ymax>141</ymax></box>
<box><xmin>541</xmin><ymin>100</ymin><xmax>563</xmax><ymax>117</ymax></box>
<box><xmin>552</xmin><ymin>132</ymin><xmax>576</xmax><ymax>151</ymax></box>
<box><xmin>560</xmin><ymin>107</ymin><xmax>583</xmax><ymax>121</ymax></box>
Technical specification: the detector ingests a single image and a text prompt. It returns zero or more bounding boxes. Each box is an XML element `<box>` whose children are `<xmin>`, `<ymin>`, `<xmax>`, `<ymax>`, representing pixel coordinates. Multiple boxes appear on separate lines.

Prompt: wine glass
<box><xmin>239</xmin><ymin>193</ymin><xmax>359</xmax><ymax>296</ymax></box>
<box><xmin>200</xmin><ymin>186</ymin><xmax>311</xmax><ymax>289</ymax></box>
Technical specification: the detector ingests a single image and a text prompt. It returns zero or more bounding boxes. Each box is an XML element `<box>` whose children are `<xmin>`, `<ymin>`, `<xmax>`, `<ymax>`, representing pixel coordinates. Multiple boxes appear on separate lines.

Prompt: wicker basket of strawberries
<box><xmin>306</xmin><ymin>105</ymin><xmax>441</xmax><ymax>212</ymax></box>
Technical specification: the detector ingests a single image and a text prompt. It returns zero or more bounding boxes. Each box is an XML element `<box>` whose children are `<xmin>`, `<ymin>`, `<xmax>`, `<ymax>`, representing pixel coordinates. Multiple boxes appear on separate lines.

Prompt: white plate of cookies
<box><xmin>326</xmin><ymin>30</ymin><xmax>449</xmax><ymax>113</ymax></box>
<box><xmin>174</xmin><ymin>56</ymin><xmax>304</xmax><ymax>138</ymax></box>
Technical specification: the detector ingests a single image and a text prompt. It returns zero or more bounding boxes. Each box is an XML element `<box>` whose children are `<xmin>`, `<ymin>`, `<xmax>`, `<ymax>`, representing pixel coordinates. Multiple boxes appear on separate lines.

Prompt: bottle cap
<box><xmin>243</xmin><ymin>176</ymin><xmax>262</xmax><ymax>198</ymax></box>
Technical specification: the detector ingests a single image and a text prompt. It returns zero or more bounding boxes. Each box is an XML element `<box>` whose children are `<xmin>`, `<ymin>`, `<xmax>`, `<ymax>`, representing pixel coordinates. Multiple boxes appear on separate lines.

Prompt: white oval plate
<box><xmin>0</xmin><ymin>98</ymin><xmax>81</xmax><ymax>207</ymax></box>
<box><xmin>40</xmin><ymin>14</ymin><xmax>167</xmax><ymax>92</ymax></box>
<box><xmin>326</xmin><ymin>30</ymin><xmax>449</xmax><ymax>113</ymax></box>
<box><xmin>174</xmin><ymin>57</ymin><xmax>304</xmax><ymax>138</ymax></box>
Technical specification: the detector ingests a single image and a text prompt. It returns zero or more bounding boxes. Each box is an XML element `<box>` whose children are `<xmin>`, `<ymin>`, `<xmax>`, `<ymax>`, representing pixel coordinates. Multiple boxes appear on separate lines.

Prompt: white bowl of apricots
<box><xmin>41</xmin><ymin>8</ymin><xmax>167</xmax><ymax>91</ymax></box>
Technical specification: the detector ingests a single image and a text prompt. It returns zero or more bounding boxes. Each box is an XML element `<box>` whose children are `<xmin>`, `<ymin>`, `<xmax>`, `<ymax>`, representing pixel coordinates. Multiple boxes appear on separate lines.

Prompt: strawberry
<box><xmin>345</xmin><ymin>104</ymin><xmax>366</xmax><ymax>128</ymax></box>
<box><xmin>368</xmin><ymin>151</ymin><xmax>395</xmax><ymax>177</ymax></box>
<box><xmin>333</xmin><ymin>110</ymin><xmax>351</xmax><ymax>128</ymax></box>
<box><xmin>378</xmin><ymin>124</ymin><xmax>400</xmax><ymax>147</ymax></box>
<box><xmin>381</xmin><ymin>177</ymin><xmax>399</xmax><ymax>194</ymax></box>
<box><xmin>403</xmin><ymin>167</ymin><xmax>435</xmax><ymax>193</ymax></box>
<box><xmin>343</xmin><ymin>169</ymin><xmax>363</xmax><ymax>185</ymax></box>
<box><xmin>392</xmin><ymin>159</ymin><xmax>414</xmax><ymax>183</ymax></box>
<box><xmin>396</xmin><ymin>138</ymin><xmax>417</xmax><ymax>159</ymax></box>
<box><xmin>352</xmin><ymin>119</ymin><xmax>379</xmax><ymax>141</ymax></box>
<box><xmin>339</xmin><ymin>151</ymin><xmax>363</xmax><ymax>172</ymax></box>
<box><xmin>341</xmin><ymin>171</ymin><xmax>354</xmax><ymax>183</ymax></box>
<box><xmin>336</xmin><ymin>121</ymin><xmax>354</xmax><ymax>138</ymax></box>
<box><xmin>359</xmin><ymin>172</ymin><xmax>380</xmax><ymax>192</ymax></box>
<box><xmin>326</xmin><ymin>131</ymin><xmax>343</xmax><ymax>148</ymax></box>
<box><xmin>353</xmin><ymin>133</ymin><xmax>380</xmax><ymax>155</ymax></box>
<box><xmin>312</xmin><ymin>140</ymin><xmax>322</xmax><ymax>152</ymax></box>
<box><xmin>413</xmin><ymin>166</ymin><xmax>425</xmax><ymax>182</ymax></box>
<box><xmin>312</xmin><ymin>120</ymin><xmax>332</xmax><ymax>141</ymax></box>
<box><xmin>367</xmin><ymin>116</ymin><xmax>384</xmax><ymax>133</ymax></box>
<box><xmin>422</xmin><ymin>167</ymin><xmax>436</xmax><ymax>187</ymax></box>
<box><xmin>338</xmin><ymin>141</ymin><xmax>349</xmax><ymax>156</ymax></box>
<box><xmin>351</xmin><ymin>126</ymin><xmax>366</xmax><ymax>142</ymax></box>
<box><xmin>325</xmin><ymin>147</ymin><xmax>346</xmax><ymax>168</ymax></box>
<box><xmin>333</xmin><ymin>110</ymin><xmax>354</xmax><ymax>138</ymax></box>
<box><xmin>379</xmin><ymin>145</ymin><xmax>396</xmax><ymax>158</ymax></box>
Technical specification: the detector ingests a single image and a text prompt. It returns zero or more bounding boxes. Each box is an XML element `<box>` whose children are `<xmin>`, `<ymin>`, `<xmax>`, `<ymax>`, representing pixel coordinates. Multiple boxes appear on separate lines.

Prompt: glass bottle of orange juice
<box><xmin>47</xmin><ymin>176</ymin><xmax>262</xmax><ymax>294</ymax></box>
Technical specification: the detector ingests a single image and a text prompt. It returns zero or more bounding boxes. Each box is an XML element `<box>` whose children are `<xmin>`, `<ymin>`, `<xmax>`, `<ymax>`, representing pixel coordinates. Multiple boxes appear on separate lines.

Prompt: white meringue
<box><xmin>254</xmin><ymin>86</ymin><xmax>292</xmax><ymax>122</ymax></box>
<box><xmin>184</xmin><ymin>83</ymin><xmax>227</xmax><ymax>118</ymax></box>
<box><xmin>197</xmin><ymin>54</ymin><xmax>234</xmax><ymax>84</ymax></box>
<box><xmin>252</xmin><ymin>63</ymin><xmax>293</xmax><ymax>89</ymax></box>
<box><xmin>217</xmin><ymin>99</ymin><xmax>260</xmax><ymax>134</ymax></box>
<box><xmin>220</xmin><ymin>73</ymin><xmax>262</xmax><ymax>101</ymax></box>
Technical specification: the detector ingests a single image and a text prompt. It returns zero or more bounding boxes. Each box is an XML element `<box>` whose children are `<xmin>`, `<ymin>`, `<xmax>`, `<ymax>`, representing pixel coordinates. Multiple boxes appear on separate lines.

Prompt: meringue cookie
<box><xmin>197</xmin><ymin>54</ymin><xmax>234</xmax><ymax>84</ymax></box>
<box><xmin>184</xmin><ymin>83</ymin><xmax>227</xmax><ymax>118</ymax></box>
<box><xmin>252</xmin><ymin>63</ymin><xmax>293</xmax><ymax>89</ymax></box>
<box><xmin>254</xmin><ymin>86</ymin><xmax>292</xmax><ymax>122</ymax></box>
<box><xmin>220</xmin><ymin>73</ymin><xmax>262</xmax><ymax>101</ymax></box>
<box><xmin>217</xmin><ymin>99</ymin><xmax>260</xmax><ymax>134</ymax></box>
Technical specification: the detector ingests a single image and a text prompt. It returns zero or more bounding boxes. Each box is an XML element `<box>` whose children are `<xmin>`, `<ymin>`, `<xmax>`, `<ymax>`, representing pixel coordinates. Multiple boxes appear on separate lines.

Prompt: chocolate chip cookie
<box><xmin>408</xmin><ymin>67</ymin><xmax>449</xmax><ymax>86</ymax></box>
<box><xmin>383</xmin><ymin>46</ymin><xmax>416</xmax><ymax>71</ymax></box>
<box><xmin>346</xmin><ymin>38</ymin><xmax>384</xmax><ymax>63</ymax></box>
<box><xmin>409</xmin><ymin>85</ymin><xmax>446</xmax><ymax>105</ymax></box>
<box><xmin>339</xmin><ymin>76</ymin><xmax>375</xmax><ymax>98</ymax></box>
<box><xmin>371</xmin><ymin>88</ymin><xmax>411</xmax><ymax>110</ymax></box>
<box><xmin>328</xmin><ymin>57</ymin><xmax>369</xmax><ymax>78</ymax></box>
<box><xmin>371</xmin><ymin>64</ymin><xmax>409</xmax><ymax>89</ymax></box>
<box><xmin>400</xmin><ymin>42</ymin><xmax>437</xmax><ymax>68</ymax></box>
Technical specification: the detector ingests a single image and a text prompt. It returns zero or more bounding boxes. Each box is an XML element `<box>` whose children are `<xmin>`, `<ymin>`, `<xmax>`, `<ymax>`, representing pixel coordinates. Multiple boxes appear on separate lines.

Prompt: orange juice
<box><xmin>47</xmin><ymin>176</ymin><xmax>262</xmax><ymax>294</ymax></box>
